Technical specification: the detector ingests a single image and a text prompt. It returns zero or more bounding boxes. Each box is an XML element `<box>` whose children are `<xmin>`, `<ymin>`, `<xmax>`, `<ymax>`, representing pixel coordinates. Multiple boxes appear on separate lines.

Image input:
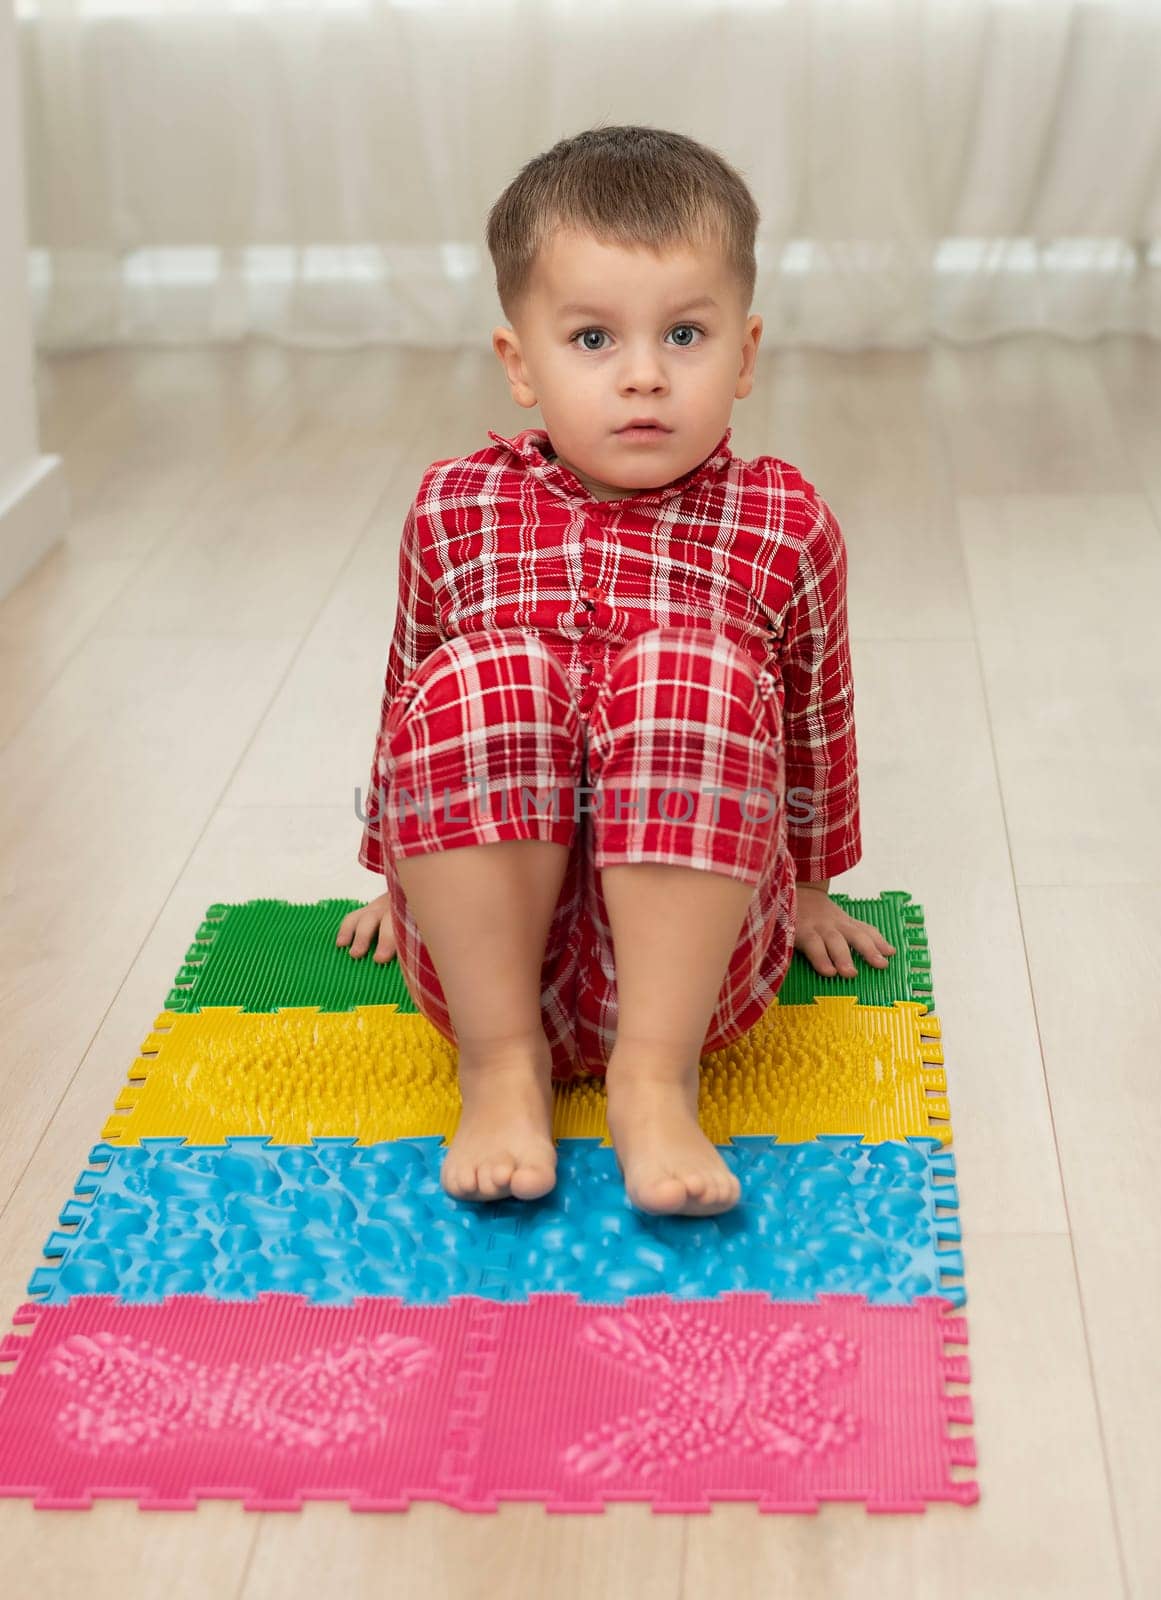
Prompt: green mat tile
<box><xmin>777</xmin><ymin>890</ymin><xmax>934</xmax><ymax>1010</ymax></box>
<box><xmin>164</xmin><ymin>892</ymin><xmax>933</xmax><ymax>1016</ymax></box>
<box><xmin>165</xmin><ymin>899</ymin><xmax>419</xmax><ymax>1014</ymax></box>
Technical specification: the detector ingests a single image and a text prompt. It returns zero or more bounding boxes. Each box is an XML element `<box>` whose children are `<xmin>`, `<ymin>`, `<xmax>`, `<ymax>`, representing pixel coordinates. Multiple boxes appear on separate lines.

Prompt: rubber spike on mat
<box><xmin>0</xmin><ymin>1294</ymin><xmax>978</xmax><ymax>1512</ymax></box>
<box><xmin>162</xmin><ymin>893</ymin><xmax>933</xmax><ymax>1016</ymax></box>
<box><xmin>99</xmin><ymin>999</ymin><xmax>950</xmax><ymax>1147</ymax></box>
<box><xmin>26</xmin><ymin>1135</ymin><xmax>965</xmax><ymax>1310</ymax></box>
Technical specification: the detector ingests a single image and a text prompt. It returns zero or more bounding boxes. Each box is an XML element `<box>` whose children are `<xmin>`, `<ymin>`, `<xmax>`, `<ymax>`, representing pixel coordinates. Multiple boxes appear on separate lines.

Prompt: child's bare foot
<box><xmin>441</xmin><ymin>1034</ymin><xmax>558</xmax><ymax>1203</ymax></box>
<box><xmin>605</xmin><ymin>1046</ymin><xmax>741</xmax><ymax>1216</ymax></box>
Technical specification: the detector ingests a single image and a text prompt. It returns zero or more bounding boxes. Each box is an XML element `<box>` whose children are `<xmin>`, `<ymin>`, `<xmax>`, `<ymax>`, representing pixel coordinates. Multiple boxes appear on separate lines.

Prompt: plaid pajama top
<box><xmin>359</xmin><ymin>424</ymin><xmax>861</xmax><ymax>888</ymax></box>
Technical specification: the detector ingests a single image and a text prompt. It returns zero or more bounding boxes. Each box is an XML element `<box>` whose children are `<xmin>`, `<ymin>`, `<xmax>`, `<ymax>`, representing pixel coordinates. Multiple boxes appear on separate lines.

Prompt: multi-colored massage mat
<box><xmin>0</xmin><ymin>892</ymin><xmax>978</xmax><ymax>1512</ymax></box>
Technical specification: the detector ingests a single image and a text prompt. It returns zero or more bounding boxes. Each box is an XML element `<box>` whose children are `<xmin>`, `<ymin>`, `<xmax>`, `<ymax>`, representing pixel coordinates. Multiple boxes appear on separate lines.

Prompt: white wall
<box><xmin>0</xmin><ymin>0</ymin><xmax>66</xmax><ymax>602</ymax></box>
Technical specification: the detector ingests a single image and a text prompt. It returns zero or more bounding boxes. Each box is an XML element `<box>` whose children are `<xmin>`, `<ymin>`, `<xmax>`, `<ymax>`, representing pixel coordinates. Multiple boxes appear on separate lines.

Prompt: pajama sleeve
<box><xmin>780</xmin><ymin>477</ymin><xmax>862</xmax><ymax>883</ymax></box>
<box><xmin>358</xmin><ymin>490</ymin><xmax>444</xmax><ymax>876</ymax></box>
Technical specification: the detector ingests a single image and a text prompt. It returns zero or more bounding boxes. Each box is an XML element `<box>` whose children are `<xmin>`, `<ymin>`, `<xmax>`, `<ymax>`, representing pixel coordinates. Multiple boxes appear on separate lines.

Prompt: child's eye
<box><xmin>570</xmin><ymin>324</ymin><xmax>706</xmax><ymax>353</ymax></box>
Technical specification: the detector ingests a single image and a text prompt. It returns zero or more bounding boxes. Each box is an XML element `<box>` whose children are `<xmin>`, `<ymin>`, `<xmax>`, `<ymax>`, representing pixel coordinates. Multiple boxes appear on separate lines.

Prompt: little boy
<box><xmin>337</xmin><ymin>126</ymin><xmax>894</xmax><ymax>1219</ymax></box>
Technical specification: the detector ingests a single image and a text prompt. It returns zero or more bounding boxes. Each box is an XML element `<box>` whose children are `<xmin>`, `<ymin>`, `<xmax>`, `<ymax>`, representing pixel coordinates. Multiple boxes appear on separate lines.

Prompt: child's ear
<box><xmin>491</xmin><ymin>325</ymin><xmax>537</xmax><ymax>409</ymax></box>
<box><xmin>735</xmin><ymin>315</ymin><xmax>763</xmax><ymax>399</ymax></box>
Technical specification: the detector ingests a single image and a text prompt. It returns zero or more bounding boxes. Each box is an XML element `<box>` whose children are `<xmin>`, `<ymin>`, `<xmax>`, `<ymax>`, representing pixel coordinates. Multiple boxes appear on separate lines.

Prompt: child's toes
<box><xmin>478</xmin><ymin>1160</ymin><xmax>514</xmax><ymax>1199</ymax></box>
<box><xmin>634</xmin><ymin>1171</ymin><xmax>687</xmax><ymax>1213</ymax></box>
<box><xmin>689</xmin><ymin>1167</ymin><xmax>739</xmax><ymax>1214</ymax></box>
<box><xmin>441</xmin><ymin>1158</ymin><xmax>478</xmax><ymax>1201</ymax></box>
<box><xmin>510</xmin><ymin>1157</ymin><xmax>557</xmax><ymax>1201</ymax></box>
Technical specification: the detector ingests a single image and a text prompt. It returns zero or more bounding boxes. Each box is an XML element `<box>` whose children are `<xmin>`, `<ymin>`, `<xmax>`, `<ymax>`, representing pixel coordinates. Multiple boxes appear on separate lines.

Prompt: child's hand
<box><xmin>336</xmin><ymin>892</ymin><xmax>398</xmax><ymax>964</ymax></box>
<box><xmin>793</xmin><ymin>885</ymin><xmax>896</xmax><ymax>978</ymax></box>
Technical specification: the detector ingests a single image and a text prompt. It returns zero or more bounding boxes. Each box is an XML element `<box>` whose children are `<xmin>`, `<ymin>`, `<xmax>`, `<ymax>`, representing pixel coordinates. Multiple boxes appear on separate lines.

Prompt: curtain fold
<box><xmin>17</xmin><ymin>0</ymin><xmax>1161</xmax><ymax>349</ymax></box>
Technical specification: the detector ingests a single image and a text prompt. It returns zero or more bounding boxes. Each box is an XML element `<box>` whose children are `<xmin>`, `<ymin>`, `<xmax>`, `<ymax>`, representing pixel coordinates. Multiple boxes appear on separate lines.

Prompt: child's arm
<box><xmin>357</xmin><ymin>492</ymin><xmax>444</xmax><ymax>876</ymax></box>
<box><xmin>782</xmin><ymin>481</ymin><xmax>861</xmax><ymax>884</ymax></box>
<box><xmin>783</xmin><ymin>483</ymin><xmax>893</xmax><ymax>975</ymax></box>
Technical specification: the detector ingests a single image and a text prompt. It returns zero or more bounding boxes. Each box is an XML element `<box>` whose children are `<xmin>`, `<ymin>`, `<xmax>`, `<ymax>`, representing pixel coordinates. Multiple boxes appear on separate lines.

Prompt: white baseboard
<box><xmin>0</xmin><ymin>454</ymin><xmax>69</xmax><ymax>602</ymax></box>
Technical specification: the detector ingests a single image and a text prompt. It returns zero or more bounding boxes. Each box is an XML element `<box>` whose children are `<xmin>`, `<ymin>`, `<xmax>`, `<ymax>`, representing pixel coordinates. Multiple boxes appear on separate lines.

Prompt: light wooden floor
<box><xmin>1</xmin><ymin>336</ymin><xmax>1158</xmax><ymax>1599</ymax></box>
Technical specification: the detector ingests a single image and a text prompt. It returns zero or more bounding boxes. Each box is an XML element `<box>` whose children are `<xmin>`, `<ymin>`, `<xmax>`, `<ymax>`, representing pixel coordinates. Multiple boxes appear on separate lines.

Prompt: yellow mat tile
<box><xmin>100</xmin><ymin>998</ymin><xmax>948</xmax><ymax>1148</ymax></box>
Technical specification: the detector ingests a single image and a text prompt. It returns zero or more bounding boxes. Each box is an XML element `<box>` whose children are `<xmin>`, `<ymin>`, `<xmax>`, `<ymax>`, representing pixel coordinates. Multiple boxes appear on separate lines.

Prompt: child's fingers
<box><xmin>823</xmin><ymin>931</ymin><xmax>857</xmax><ymax>977</ymax></box>
<box><xmin>800</xmin><ymin>923</ymin><xmax>895</xmax><ymax>978</ymax></box>
<box><xmin>795</xmin><ymin>931</ymin><xmax>839</xmax><ymax>975</ymax></box>
<box><xmin>347</xmin><ymin>909</ymin><xmax>382</xmax><ymax>959</ymax></box>
<box><xmin>846</xmin><ymin>917</ymin><xmax>895</xmax><ymax>957</ymax></box>
<box><xmin>847</xmin><ymin>927</ymin><xmax>892</xmax><ymax>967</ymax></box>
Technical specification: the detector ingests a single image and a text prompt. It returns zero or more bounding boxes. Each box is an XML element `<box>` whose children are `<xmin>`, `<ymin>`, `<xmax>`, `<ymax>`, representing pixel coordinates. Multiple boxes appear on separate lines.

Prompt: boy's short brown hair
<box><xmin>486</xmin><ymin>123</ymin><xmax>760</xmax><ymax>324</ymax></box>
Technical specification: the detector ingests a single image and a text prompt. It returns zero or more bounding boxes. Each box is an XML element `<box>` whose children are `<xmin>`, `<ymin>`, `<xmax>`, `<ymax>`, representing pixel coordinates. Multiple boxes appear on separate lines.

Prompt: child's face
<box><xmin>492</xmin><ymin>228</ymin><xmax>763</xmax><ymax>501</ymax></box>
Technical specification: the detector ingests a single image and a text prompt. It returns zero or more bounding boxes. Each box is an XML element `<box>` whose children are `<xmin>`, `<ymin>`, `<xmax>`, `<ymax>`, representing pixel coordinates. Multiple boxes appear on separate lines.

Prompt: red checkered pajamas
<box><xmin>357</xmin><ymin>426</ymin><xmax>863</xmax><ymax>1080</ymax></box>
<box><xmin>370</xmin><ymin>622</ymin><xmax>794</xmax><ymax>1083</ymax></box>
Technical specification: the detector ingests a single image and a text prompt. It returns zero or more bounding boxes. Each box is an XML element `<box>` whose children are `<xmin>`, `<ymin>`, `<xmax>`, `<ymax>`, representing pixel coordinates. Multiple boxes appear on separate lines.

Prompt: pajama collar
<box><xmin>486</xmin><ymin>426</ymin><xmax>735</xmax><ymax>506</ymax></box>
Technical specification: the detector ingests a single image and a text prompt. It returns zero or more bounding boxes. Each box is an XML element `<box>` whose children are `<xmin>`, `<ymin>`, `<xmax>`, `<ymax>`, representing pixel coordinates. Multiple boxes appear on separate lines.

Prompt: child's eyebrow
<box><xmin>555</xmin><ymin>294</ymin><xmax>720</xmax><ymax>319</ymax></box>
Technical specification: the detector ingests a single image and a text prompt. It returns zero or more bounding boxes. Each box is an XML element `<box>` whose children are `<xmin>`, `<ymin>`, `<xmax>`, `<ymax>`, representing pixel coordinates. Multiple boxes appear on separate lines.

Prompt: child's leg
<box><xmin>379</xmin><ymin>629</ymin><xmax>584</xmax><ymax>1202</ymax></box>
<box><xmin>602</xmin><ymin>861</ymin><xmax>753</xmax><ymax>1215</ymax></box>
<box><xmin>396</xmin><ymin>839</ymin><xmax>571</xmax><ymax>1202</ymax></box>
<box><xmin>587</xmin><ymin>625</ymin><xmax>786</xmax><ymax>1217</ymax></box>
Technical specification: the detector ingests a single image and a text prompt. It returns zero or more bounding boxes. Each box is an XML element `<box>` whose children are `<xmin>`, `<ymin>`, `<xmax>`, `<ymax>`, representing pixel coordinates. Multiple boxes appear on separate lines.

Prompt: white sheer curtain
<box><xmin>15</xmin><ymin>0</ymin><xmax>1161</xmax><ymax>350</ymax></box>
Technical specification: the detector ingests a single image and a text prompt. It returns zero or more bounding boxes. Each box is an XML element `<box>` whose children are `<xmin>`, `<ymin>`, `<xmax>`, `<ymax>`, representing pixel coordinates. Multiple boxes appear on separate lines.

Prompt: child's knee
<box><xmin>609</xmin><ymin>625</ymin><xmax>772</xmax><ymax>711</ymax></box>
<box><xmin>389</xmin><ymin>628</ymin><xmax>578</xmax><ymax>733</ymax></box>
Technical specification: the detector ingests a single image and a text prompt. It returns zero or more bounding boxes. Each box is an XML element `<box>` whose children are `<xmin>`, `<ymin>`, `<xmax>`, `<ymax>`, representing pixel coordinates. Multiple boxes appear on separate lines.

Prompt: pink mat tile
<box><xmin>0</xmin><ymin>1292</ymin><xmax>977</xmax><ymax>1513</ymax></box>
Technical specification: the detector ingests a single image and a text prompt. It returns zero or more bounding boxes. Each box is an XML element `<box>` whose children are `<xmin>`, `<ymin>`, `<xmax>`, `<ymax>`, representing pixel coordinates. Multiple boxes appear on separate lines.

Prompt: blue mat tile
<box><xmin>29</xmin><ymin>1134</ymin><xmax>964</xmax><ymax>1308</ymax></box>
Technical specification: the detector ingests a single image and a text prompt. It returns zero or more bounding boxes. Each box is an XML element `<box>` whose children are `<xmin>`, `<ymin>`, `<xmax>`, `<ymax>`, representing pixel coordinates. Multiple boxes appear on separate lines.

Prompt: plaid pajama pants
<box><xmin>374</xmin><ymin>626</ymin><xmax>797</xmax><ymax>1082</ymax></box>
